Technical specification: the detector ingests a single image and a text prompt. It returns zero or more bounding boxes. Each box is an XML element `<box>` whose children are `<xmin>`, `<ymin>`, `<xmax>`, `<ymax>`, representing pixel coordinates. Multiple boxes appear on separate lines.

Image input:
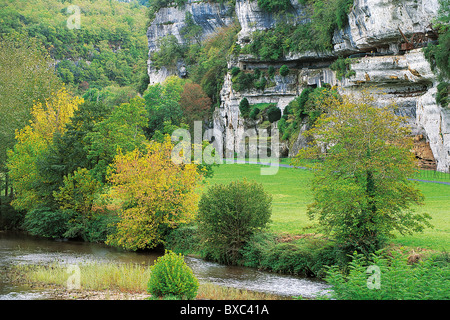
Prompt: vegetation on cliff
<box><xmin>0</xmin><ymin>0</ymin><xmax>149</xmax><ymax>97</ymax></box>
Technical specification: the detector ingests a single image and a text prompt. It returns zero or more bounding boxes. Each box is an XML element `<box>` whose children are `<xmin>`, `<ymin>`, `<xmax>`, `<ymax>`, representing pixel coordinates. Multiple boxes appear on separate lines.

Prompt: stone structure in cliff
<box><xmin>146</xmin><ymin>0</ymin><xmax>449</xmax><ymax>172</ymax></box>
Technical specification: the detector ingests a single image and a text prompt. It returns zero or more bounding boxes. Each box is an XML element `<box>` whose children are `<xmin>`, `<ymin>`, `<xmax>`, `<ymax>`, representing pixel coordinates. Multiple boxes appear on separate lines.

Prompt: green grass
<box><xmin>412</xmin><ymin>169</ymin><xmax>450</xmax><ymax>183</ymax></box>
<box><xmin>206</xmin><ymin>164</ymin><xmax>315</xmax><ymax>234</ymax></box>
<box><xmin>206</xmin><ymin>163</ymin><xmax>450</xmax><ymax>252</ymax></box>
<box><xmin>251</xmin><ymin>102</ymin><xmax>275</xmax><ymax>111</ymax></box>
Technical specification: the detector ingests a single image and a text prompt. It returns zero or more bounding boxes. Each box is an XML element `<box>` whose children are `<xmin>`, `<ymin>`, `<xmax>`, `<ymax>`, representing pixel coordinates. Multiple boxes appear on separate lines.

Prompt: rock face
<box><xmin>146</xmin><ymin>0</ymin><xmax>234</xmax><ymax>85</ymax></box>
<box><xmin>147</xmin><ymin>0</ymin><xmax>449</xmax><ymax>172</ymax></box>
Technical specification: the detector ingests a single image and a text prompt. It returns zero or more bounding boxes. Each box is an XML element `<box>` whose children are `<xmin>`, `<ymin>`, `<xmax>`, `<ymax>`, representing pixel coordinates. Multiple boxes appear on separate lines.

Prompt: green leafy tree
<box><xmin>84</xmin><ymin>97</ymin><xmax>147</xmax><ymax>182</ymax></box>
<box><xmin>279</xmin><ymin>65</ymin><xmax>289</xmax><ymax>77</ymax></box>
<box><xmin>0</xmin><ymin>34</ymin><xmax>62</xmax><ymax>176</ymax></box>
<box><xmin>53</xmin><ymin>168</ymin><xmax>103</xmax><ymax>240</ymax></box>
<box><xmin>293</xmin><ymin>92</ymin><xmax>432</xmax><ymax>256</ymax></box>
<box><xmin>6</xmin><ymin>88</ymin><xmax>83</xmax><ymax>212</ymax></box>
<box><xmin>53</xmin><ymin>168</ymin><xmax>102</xmax><ymax>218</ymax></box>
<box><xmin>267</xmin><ymin>105</ymin><xmax>282</xmax><ymax>123</ymax></box>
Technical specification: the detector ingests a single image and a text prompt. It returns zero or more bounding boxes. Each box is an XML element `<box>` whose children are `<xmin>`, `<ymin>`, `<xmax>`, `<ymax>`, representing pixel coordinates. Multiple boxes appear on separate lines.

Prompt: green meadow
<box><xmin>206</xmin><ymin>162</ymin><xmax>450</xmax><ymax>252</ymax></box>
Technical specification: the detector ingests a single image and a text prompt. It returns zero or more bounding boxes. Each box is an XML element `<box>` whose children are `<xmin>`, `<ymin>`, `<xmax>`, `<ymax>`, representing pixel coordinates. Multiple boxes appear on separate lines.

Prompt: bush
<box><xmin>330</xmin><ymin>57</ymin><xmax>356</xmax><ymax>79</ymax></box>
<box><xmin>326</xmin><ymin>251</ymin><xmax>450</xmax><ymax>300</ymax></box>
<box><xmin>267</xmin><ymin>105</ymin><xmax>282</xmax><ymax>123</ymax></box>
<box><xmin>436</xmin><ymin>82</ymin><xmax>449</xmax><ymax>107</ymax></box>
<box><xmin>241</xmin><ymin>232</ymin><xmax>340</xmax><ymax>277</ymax></box>
<box><xmin>268</xmin><ymin>66</ymin><xmax>275</xmax><ymax>78</ymax></box>
<box><xmin>239</xmin><ymin>97</ymin><xmax>250</xmax><ymax>117</ymax></box>
<box><xmin>197</xmin><ymin>180</ymin><xmax>272</xmax><ymax>265</ymax></box>
<box><xmin>232</xmin><ymin>72</ymin><xmax>254</xmax><ymax>92</ymax></box>
<box><xmin>165</xmin><ymin>224</ymin><xmax>201</xmax><ymax>255</ymax></box>
<box><xmin>23</xmin><ymin>207</ymin><xmax>70</xmax><ymax>239</ymax></box>
<box><xmin>231</xmin><ymin>66</ymin><xmax>241</xmax><ymax>77</ymax></box>
<box><xmin>254</xmin><ymin>76</ymin><xmax>267</xmax><ymax>90</ymax></box>
<box><xmin>147</xmin><ymin>250</ymin><xmax>199</xmax><ymax>299</ymax></box>
<box><xmin>0</xmin><ymin>199</ymin><xmax>25</xmax><ymax>230</ymax></box>
<box><xmin>279</xmin><ymin>65</ymin><xmax>289</xmax><ymax>77</ymax></box>
<box><xmin>258</xmin><ymin>0</ymin><xmax>292</xmax><ymax>12</ymax></box>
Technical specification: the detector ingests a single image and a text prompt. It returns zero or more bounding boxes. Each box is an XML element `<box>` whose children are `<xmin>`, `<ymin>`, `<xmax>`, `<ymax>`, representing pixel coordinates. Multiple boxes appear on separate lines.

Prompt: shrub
<box><xmin>330</xmin><ymin>57</ymin><xmax>355</xmax><ymax>79</ymax></box>
<box><xmin>241</xmin><ymin>232</ymin><xmax>340</xmax><ymax>277</ymax></box>
<box><xmin>197</xmin><ymin>180</ymin><xmax>272</xmax><ymax>265</ymax></box>
<box><xmin>239</xmin><ymin>97</ymin><xmax>250</xmax><ymax>117</ymax></box>
<box><xmin>279</xmin><ymin>65</ymin><xmax>289</xmax><ymax>77</ymax></box>
<box><xmin>268</xmin><ymin>66</ymin><xmax>275</xmax><ymax>78</ymax></box>
<box><xmin>231</xmin><ymin>66</ymin><xmax>241</xmax><ymax>77</ymax></box>
<box><xmin>249</xmin><ymin>106</ymin><xmax>260</xmax><ymax>120</ymax></box>
<box><xmin>232</xmin><ymin>72</ymin><xmax>254</xmax><ymax>92</ymax></box>
<box><xmin>254</xmin><ymin>76</ymin><xmax>267</xmax><ymax>90</ymax></box>
<box><xmin>147</xmin><ymin>250</ymin><xmax>199</xmax><ymax>299</ymax></box>
<box><xmin>23</xmin><ymin>207</ymin><xmax>70</xmax><ymax>238</ymax></box>
<box><xmin>267</xmin><ymin>105</ymin><xmax>282</xmax><ymax>123</ymax></box>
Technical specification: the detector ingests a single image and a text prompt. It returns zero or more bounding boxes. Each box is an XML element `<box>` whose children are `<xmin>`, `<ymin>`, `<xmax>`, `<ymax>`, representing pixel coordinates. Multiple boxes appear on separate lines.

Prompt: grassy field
<box><xmin>205</xmin><ymin>162</ymin><xmax>450</xmax><ymax>252</ymax></box>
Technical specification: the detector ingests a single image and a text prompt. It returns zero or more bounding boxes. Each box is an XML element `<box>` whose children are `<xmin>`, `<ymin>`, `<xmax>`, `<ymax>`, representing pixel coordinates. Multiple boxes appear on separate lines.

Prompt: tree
<box><xmin>279</xmin><ymin>64</ymin><xmax>289</xmax><ymax>77</ymax></box>
<box><xmin>292</xmin><ymin>92</ymin><xmax>432</xmax><ymax>256</ymax></box>
<box><xmin>143</xmin><ymin>76</ymin><xmax>186</xmax><ymax>138</ymax></box>
<box><xmin>52</xmin><ymin>167</ymin><xmax>103</xmax><ymax>240</ymax></box>
<box><xmin>267</xmin><ymin>105</ymin><xmax>282</xmax><ymax>123</ymax></box>
<box><xmin>106</xmin><ymin>136</ymin><xmax>203</xmax><ymax>251</ymax></box>
<box><xmin>239</xmin><ymin>98</ymin><xmax>250</xmax><ymax>117</ymax></box>
<box><xmin>197</xmin><ymin>179</ymin><xmax>272</xmax><ymax>265</ymax></box>
<box><xmin>180</xmin><ymin>83</ymin><xmax>211</xmax><ymax>128</ymax></box>
<box><xmin>53</xmin><ymin>168</ymin><xmax>102</xmax><ymax>218</ymax></box>
<box><xmin>0</xmin><ymin>34</ymin><xmax>62</xmax><ymax>176</ymax></box>
<box><xmin>7</xmin><ymin>88</ymin><xmax>83</xmax><ymax>212</ymax></box>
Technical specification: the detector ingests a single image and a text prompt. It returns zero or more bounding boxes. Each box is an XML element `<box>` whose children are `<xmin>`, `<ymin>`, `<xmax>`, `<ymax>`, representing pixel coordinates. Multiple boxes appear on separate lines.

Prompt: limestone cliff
<box><xmin>147</xmin><ymin>0</ymin><xmax>234</xmax><ymax>84</ymax></box>
<box><xmin>147</xmin><ymin>0</ymin><xmax>449</xmax><ymax>172</ymax></box>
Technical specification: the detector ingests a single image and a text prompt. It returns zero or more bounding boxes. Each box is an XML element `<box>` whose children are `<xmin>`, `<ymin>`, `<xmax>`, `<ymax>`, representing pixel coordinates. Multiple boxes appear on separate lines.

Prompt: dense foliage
<box><xmin>293</xmin><ymin>92</ymin><xmax>432</xmax><ymax>256</ymax></box>
<box><xmin>326</xmin><ymin>251</ymin><xmax>450</xmax><ymax>300</ymax></box>
<box><xmin>243</xmin><ymin>0</ymin><xmax>354</xmax><ymax>59</ymax></box>
<box><xmin>197</xmin><ymin>180</ymin><xmax>272</xmax><ymax>265</ymax></box>
<box><xmin>424</xmin><ymin>0</ymin><xmax>449</xmax><ymax>107</ymax></box>
<box><xmin>0</xmin><ymin>0</ymin><xmax>149</xmax><ymax>96</ymax></box>
<box><xmin>278</xmin><ymin>85</ymin><xmax>339</xmax><ymax>142</ymax></box>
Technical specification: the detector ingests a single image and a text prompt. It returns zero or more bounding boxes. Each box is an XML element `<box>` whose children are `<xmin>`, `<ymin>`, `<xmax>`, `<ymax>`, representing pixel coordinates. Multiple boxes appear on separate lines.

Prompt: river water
<box><xmin>0</xmin><ymin>231</ymin><xmax>330</xmax><ymax>300</ymax></box>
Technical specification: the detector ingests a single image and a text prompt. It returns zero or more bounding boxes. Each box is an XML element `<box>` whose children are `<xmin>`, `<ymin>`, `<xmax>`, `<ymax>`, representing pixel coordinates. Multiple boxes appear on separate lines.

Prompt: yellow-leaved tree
<box><xmin>7</xmin><ymin>88</ymin><xmax>83</xmax><ymax>211</ymax></box>
<box><xmin>106</xmin><ymin>136</ymin><xmax>203</xmax><ymax>251</ymax></box>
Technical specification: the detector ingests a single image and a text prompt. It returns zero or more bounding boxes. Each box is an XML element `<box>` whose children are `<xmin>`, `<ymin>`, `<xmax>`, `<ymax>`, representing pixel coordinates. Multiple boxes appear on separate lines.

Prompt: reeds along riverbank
<box><xmin>8</xmin><ymin>262</ymin><xmax>287</xmax><ymax>300</ymax></box>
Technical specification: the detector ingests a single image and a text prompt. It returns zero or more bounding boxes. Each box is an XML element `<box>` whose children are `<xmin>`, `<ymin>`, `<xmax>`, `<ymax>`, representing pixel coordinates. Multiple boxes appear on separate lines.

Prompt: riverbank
<box><xmin>7</xmin><ymin>263</ymin><xmax>288</xmax><ymax>300</ymax></box>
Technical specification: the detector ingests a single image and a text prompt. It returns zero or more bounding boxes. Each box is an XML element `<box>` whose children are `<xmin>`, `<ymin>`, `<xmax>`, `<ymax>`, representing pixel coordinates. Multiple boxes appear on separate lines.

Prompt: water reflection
<box><xmin>0</xmin><ymin>231</ymin><xmax>330</xmax><ymax>299</ymax></box>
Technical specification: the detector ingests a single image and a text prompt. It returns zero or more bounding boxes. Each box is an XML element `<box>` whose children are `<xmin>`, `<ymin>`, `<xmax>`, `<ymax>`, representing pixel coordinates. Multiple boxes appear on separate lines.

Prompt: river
<box><xmin>0</xmin><ymin>231</ymin><xmax>330</xmax><ymax>300</ymax></box>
